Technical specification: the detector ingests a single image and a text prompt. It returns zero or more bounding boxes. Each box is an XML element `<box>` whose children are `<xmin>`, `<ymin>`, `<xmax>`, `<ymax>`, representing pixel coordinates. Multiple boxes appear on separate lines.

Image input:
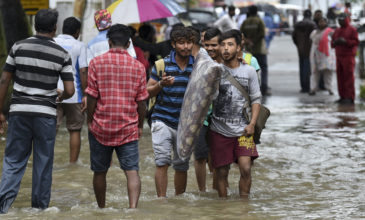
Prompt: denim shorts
<box><xmin>88</xmin><ymin>131</ymin><xmax>139</xmax><ymax>172</ymax></box>
<box><xmin>151</xmin><ymin>121</ymin><xmax>190</xmax><ymax>171</ymax></box>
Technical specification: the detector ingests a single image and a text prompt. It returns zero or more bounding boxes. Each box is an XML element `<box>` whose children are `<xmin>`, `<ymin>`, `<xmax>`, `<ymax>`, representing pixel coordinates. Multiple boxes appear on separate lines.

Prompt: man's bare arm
<box><xmin>0</xmin><ymin>71</ymin><xmax>12</xmax><ymax>134</ymax></box>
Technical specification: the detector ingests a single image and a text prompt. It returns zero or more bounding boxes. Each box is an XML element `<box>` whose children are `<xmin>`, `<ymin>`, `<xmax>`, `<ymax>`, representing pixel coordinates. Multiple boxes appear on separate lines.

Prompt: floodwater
<box><xmin>0</xmin><ymin>36</ymin><xmax>365</xmax><ymax>219</ymax></box>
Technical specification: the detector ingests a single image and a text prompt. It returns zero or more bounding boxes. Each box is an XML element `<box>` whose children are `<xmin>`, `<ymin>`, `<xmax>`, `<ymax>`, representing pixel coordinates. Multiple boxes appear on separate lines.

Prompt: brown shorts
<box><xmin>57</xmin><ymin>103</ymin><xmax>85</xmax><ymax>131</ymax></box>
<box><xmin>208</xmin><ymin>130</ymin><xmax>258</xmax><ymax>169</ymax></box>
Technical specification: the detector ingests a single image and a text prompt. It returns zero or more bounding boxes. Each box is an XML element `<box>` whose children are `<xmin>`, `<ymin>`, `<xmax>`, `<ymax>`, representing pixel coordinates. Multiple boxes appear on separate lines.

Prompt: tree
<box><xmin>0</xmin><ymin>0</ymin><xmax>32</xmax><ymax>52</ymax></box>
<box><xmin>0</xmin><ymin>0</ymin><xmax>31</xmax><ymax>114</ymax></box>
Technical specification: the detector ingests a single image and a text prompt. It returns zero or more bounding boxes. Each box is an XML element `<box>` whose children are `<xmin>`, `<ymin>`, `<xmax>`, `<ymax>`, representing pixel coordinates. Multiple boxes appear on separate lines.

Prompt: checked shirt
<box><xmin>86</xmin><ymin>48</ymin><xmax>149</xmax><ymax>146</ymax></box>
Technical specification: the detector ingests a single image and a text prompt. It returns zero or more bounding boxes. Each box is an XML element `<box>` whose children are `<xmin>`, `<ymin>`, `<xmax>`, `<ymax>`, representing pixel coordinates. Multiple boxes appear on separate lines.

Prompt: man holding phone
<box><xmin>146</xmin><ymin>26</ymin><xmax>194</xmax><ymax>198</ymax></box>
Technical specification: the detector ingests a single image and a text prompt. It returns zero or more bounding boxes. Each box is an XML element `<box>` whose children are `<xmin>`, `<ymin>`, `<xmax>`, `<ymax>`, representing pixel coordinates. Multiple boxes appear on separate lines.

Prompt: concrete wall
<box><xmin>54</xmin><ymin>0</ymin><xmax>101</xmax><ymax>44</ymax></box>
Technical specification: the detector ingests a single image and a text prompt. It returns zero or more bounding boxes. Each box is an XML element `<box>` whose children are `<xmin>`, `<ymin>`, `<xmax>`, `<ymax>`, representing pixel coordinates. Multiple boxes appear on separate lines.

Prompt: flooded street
<box><xmin>1</xmin><ymin>35</ymin><xmax>365</xmax><ymax>219</ymax></box>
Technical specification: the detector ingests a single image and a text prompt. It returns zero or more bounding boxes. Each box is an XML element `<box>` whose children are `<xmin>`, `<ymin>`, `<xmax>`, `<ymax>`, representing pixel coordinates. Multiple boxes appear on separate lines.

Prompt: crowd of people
<box><xmin>292</xmin><ymin>8</ymin><xmax>359</xmax><ymax>104</ymax></box>
<box><xmin>0</xmin><ymin>2</ymin><xmax>362</xmax><ymax>213</ymax></box>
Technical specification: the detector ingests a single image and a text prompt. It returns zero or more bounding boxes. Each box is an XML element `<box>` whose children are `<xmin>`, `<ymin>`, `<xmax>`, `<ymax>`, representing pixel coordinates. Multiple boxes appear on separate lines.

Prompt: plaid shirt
<box><xmin>86</xmin><ymin>48</ymin><xmax>149</xmax><ymax>146</ymax></box>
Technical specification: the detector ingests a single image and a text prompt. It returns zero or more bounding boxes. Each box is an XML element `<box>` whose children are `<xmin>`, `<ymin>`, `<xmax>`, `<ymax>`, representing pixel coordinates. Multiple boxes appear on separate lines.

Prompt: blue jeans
<box><xmin>299</xmin><ymin>57</ymin><xmax>311</xmax><ymax>92</ymax></box>
<box><xmin>0</xmin><ymin>115</ymin><xmax>56</xmax><ymax>213</ymax></box>
<box><xmin>88</xmin><ymin>132</ymin><xmax>139</xmax><ymax>172</ymax></box>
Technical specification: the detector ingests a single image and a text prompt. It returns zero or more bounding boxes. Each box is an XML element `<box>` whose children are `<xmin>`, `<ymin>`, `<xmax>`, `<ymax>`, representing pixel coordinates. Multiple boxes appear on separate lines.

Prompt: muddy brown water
<box><xmin>0</xmin><ymin>36</ymin><xmax>364</xmax><ymax>219</ymax></box>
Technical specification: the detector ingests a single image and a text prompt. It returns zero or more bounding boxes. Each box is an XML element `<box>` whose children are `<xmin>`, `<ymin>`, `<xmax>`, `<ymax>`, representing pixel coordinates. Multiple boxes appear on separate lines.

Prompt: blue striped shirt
<box><xmin>151</xmin><ymin>50</ymin><xmax>194</xmax><ymax>129</ymax></box>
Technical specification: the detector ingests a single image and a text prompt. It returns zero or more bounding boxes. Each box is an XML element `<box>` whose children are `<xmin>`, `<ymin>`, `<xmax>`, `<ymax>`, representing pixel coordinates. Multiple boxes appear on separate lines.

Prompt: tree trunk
<box><xmin>73</xmin><ymin>0</ymin><xmax>87</xmax><ymax>20</ymax></box>
<box><xmin>0</xmin><ymin>0</ymin><xmax>32</xmax><ymax>52</ymax></box>
<box><xmin>0</xmin><ymin>0</ymin><xmax>31</xmax><ymax>114</ymax></box>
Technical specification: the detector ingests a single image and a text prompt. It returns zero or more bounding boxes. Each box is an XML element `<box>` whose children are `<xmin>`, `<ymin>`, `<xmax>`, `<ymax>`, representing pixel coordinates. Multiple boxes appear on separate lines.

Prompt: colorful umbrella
<box><xmin>107</xmin><ymin>0</ymin><xmax>186</xmax><ymax>25</ymax></box>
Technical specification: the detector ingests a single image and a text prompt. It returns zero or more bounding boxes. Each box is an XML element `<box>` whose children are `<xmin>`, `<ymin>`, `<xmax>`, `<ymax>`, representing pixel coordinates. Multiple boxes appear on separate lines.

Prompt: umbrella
<box><xmin>107</xmin><ymin>0</ymin><xmax>186</xmax><ymax>25</ymax></box>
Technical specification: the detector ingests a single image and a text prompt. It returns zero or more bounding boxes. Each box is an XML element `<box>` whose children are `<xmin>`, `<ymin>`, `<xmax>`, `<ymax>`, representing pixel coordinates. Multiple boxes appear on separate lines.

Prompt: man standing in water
<box><xmin>332</xmin><ymin>13</ymin><xmax>359</xmax><ymax>104</ymax></box>
<box><xmin>147</xmin><ymin>26</ymin><xmax>194</xmax><ymax>197</ymax></box>
<box><xmin>209</xmin><ymin>30</ymin><xmax>262</xmax><ymax>197</ymax></box>
<box><xmin>86</xmin><ymin>24</ymin><xmax>148</xmax><ymax>208</ymax></box>
<box><xmin>87</xmin><ymin>9</ymin><xmax>136</xmax><ymax>64</ymax></box>
<box><xmin>240</xmin><ymin>5</ymin><xmax>269</xmax><ymax>96</ymax></box>
<box><xmin>292</xmin><ymin>9</ymin><xmax>316</xmax><ymax>93</ymax></box>
<box><xmin>191</xmin><ymin>27</ymin><xmax>222</xmax><ymax>192</ymax></box>
<box><xmin>55</xmin><ymin>17</ymin><xmax>88</xmax><ymax>163</ymax></box>
<box><xmin>0</xmin><ymin>9</ymin><xmax>75</xmax><ymax>213</ymax></box>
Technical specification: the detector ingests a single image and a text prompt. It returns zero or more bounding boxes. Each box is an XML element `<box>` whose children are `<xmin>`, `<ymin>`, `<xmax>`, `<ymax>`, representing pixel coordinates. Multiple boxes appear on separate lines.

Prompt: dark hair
<box><xmin>128</xmin><ymin>26</ymin><xmax>137</xmax><ymax>37</ymax></box>
<box><xmin>248</xmin><ymin>5</ymin><xmax>258</xmax><ymax>16</ymax></box>
<box><xmin>201</xmin><ymin>26</ymin><xmax>209</xmax><ymax>33</ymax></box>
<box><xmin>138</xmin><ymin>24</ymin><xmax>156</xmax><ymax>42</ymax></box>
<box><xmin>35</xmin><ymin>9</ymin><xmax>58</xmax><ymax>33</ymax></box>
<box><xmin>303</xmin><ymin>9</ymin><xmax>312</xmax><ymax>18</ymax></box>
<box><xmin>218</xmin><ymin>29</ymin><xmax>241</xmax><ymax>46</ymax></box>
<box><xmin>62</xmin><ymin>17</ymin><xmax>81</xmax><ymax>35</ymax></box>
<box><xmin>314</xmin><ymin>10</ymin><xmax>323</xmax><ymax>15</ymax></box>
<box><xmin>187</xmin><ymin>26</ymin><xmax>200</xmax><ymax>44</ymax></box>
<box><xmin>107</xmin><ymin>24</ymin><xmax>131</xmax><ymax>47</ymax></box>
<box><xmin>172</xmin><ymin>23</ymin><xmax>184</xmax><ymax>29</ymax></box>
<box><xmin>228</xmin><ymin>5</ymin><xmax>235</xmax><ymax>12</ymax></box>
<box><xmin>170</xmin><ymin>26</ymin><xmax>193</xmax><ymax>43</ymax></box>
<box><xmin>204</xmin><ymin>28</ymin><xmax>221</xmax><ymax>41</ymax></box>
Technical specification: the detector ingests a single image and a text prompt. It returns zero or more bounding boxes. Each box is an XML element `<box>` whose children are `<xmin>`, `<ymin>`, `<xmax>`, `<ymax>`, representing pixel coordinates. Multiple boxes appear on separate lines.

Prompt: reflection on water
<box><xmin>0</xmin><ymin>98</ymin><xmax>364</xmax><ymax>219</ymax></box>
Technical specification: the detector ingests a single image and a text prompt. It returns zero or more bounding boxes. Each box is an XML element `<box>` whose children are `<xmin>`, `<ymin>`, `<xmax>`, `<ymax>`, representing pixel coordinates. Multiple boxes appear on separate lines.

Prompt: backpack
<box><xmin>146</xmin><ymin>58</ymin><xmax>165</xmax><ymax>127</ymax></box>
<box><xmin>243</xmin><ymin>53</ymin><xmax>252</xmax><ymax>65</ymax></box>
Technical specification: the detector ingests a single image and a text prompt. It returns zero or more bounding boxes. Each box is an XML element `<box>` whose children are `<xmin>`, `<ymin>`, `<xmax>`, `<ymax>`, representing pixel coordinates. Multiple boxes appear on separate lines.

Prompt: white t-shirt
<box><xmin>214</xmin><ymin>14</ymin><xmax>238</xmax><ymax>32</ymax></box>
<box><xmin>54</xmin><ymin>34</ymin><xmax>88</xmax><ymax>103</ymax></box>
<box><xmin>86</xmin><ymin>30</ymin><xmax>136</xmax><ymax>64</ymax></box>
<box><xmin>210</xmin><ymin>63</ymin><xmax>262</xmax><ymax>137</ymax></box>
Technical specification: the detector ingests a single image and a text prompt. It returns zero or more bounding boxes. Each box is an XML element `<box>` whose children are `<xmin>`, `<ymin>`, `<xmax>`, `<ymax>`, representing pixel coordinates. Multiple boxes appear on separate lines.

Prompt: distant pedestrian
<box><xmin>292</xmin><ymin>9</ymin><xmax>316</xmax><ymax>93</ymax></box>
<box><xmin>86</xmin><ymin>24</ymin><xmax>148</xmax><ymax>208</ymax></box>
<box><xmin>326</xmin><ymin>7</ymin><xmax>337</xmax><ymax>29</ymax></box>
<box><xmin>240</xmin><ymin>33</ymin><xmax>261</xmax><ymax>74</ymax></box>
<box><xmin>54</xmin><ymin>17</ymin><xmax>88</xmax><ymax>163</ymax></box>
<box><xmin>0</xmin><ymin>9</ymin><xmax>75</xmax><ymax>213</ymax></box>
<box><xmin>147</xmin><ymin>26</ymin><xmax>194</xmax><ymax>197</ymax></box>
<box><xmin>313</xmin><ymin>10</ymin><xmax>323</xmax><ymax>27</ymax></box>
<box><xmin>332</xmin><ymin>13</ymin><xmax>359</xmax><ymax>104</ymax></box>
<box><xmin>240</xmin><ymin>5</ymin><xmax>269</xmax><ymax>95</ymax></box>
<box><xmin>263</xmin><ymin>12</ymin><xmax>275</xmax><ymax>49</ymax></box>
<box><xmin>309</xmin><ymin>18</ymin><xmax>335</xmax><ymax>95</ymax></box>
<box><xmin>344</xmin><ymin>2</ymin><xmax>352</xmax><ymax>18</ymax></box>
<box><xmin>214</xmin><ymin>5</ymin><xmax>237</xmax><ymax>32</ymax></box>
<box><xmin>87</xmin><ymin>9</ymin><xmax>136</xmax><ymax>64</ymax></box>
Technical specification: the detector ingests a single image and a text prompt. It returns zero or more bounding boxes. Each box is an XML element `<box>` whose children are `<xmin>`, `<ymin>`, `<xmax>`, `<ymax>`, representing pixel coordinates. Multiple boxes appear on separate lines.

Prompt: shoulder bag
<box><xmin>225</xmin><ymin>73</ymin><xmax>270</xmax><ymax>144</ymax></box>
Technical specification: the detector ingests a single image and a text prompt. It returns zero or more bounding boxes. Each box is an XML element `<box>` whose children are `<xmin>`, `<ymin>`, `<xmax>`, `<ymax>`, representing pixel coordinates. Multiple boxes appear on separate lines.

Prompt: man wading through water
<box><xmin>147</xmin><ymin>26</ymin><xmax>194</xmax><ymax>197</ymax></box>
<box><xmin>208</xmin><ymin>30</ymin><xmax>262</xmax><ymax>198</ymax></box>
<box><xmin>86</xmin><ymin>24</ymin><xmax>148</xmax><ymax>208</ymax></box>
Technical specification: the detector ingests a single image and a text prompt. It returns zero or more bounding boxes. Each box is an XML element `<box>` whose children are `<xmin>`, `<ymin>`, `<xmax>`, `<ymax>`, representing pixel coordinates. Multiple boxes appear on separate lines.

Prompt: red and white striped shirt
<box><xmin>86</xmin><ymin>48</ymin><xmax>149</xmax><ymax>146</ymax></box>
